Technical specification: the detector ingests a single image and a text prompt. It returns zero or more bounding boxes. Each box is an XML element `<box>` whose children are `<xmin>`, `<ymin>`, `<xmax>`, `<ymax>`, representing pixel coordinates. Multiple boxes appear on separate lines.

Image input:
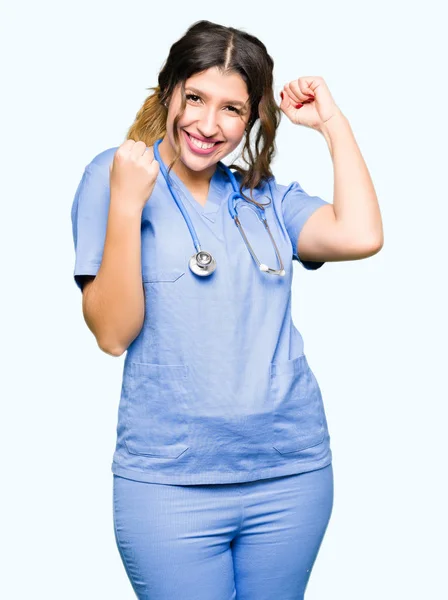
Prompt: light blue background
<box><xmin>1</xmin><ymin>1</ymin><xmax>447</xmax><ymax>599</ymax></box>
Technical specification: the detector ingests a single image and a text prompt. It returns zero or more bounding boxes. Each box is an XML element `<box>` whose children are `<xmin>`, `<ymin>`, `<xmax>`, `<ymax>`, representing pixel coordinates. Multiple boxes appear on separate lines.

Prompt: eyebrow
<box><xmin>185</xmin><ymin>86</ymin><xmax>247</xmax><ymax>108</ymax></box>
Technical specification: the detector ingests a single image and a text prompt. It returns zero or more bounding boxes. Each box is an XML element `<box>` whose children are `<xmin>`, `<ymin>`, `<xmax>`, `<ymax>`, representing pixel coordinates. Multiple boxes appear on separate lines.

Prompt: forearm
<box><xmin>319</xmin><ymin>111</ymin><xmax>383</xmax><ymax>248</ymax></box>
<box><xmin>83</xmin><ymin>198</ymin><xmax>145</xmax><ymax>355</ymax></box>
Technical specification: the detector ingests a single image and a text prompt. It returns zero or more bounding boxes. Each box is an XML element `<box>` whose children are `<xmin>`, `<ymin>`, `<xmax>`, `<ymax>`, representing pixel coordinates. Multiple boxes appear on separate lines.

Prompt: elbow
<box><xmin>95</xmin><ymin>322</ymin><xmax>143</xmax><ymax>356</ymax></box>
<box><xmin>87</xmin><ymin>325</ymin><xmax>127</xmax><ymax>356</ymax></box>
<box><xmin>368</xmin><ymin>233</ymin><xmax>384</xmax><ymax>255</ymax></box>
<box><xmin>97</xmin><ymin>339</ymin><xmax>126</xmax><ymax>357</ymax></box>
<box><xmin>359</xmin><ymin>231</ymin><xmax>384</xmax><ymax>257</ymax></box>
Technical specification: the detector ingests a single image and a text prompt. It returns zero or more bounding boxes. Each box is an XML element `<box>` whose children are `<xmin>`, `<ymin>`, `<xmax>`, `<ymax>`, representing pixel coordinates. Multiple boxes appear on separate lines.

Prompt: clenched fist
<box><xmin>109</xmin><ymin>140</ymin><xmax>160</xmax><ymax>213</ymax></box>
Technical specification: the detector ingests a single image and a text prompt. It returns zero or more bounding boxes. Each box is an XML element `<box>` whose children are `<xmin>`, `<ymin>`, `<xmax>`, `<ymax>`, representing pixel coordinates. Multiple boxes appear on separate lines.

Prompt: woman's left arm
<box><xmin>280</xmin><ymin>76</ymin><xmax>384</xmax><ymax>263</ymax></box>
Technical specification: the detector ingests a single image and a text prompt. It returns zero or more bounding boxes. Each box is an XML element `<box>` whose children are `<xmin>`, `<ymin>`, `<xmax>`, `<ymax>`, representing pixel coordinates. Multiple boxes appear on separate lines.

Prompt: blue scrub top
<box><xmin>71</xmin><ymin>145</ymin><xmax>333</xmax><ymax>484</ymax></box>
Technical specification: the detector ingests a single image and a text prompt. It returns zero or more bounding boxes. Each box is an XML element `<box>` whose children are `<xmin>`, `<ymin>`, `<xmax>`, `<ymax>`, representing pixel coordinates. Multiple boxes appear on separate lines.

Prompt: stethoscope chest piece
<box><xmin>189</xmin><ymin>250</ymin><xmax>217</xmax><ymax>277</ymax></box>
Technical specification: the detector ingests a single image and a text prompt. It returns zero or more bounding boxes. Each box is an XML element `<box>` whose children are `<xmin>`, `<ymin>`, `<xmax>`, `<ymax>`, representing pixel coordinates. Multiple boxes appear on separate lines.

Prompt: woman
<box><xmin>71</xmin><ymin>19</ymin><xmax>383</xmax><ymax>600</ymax></box>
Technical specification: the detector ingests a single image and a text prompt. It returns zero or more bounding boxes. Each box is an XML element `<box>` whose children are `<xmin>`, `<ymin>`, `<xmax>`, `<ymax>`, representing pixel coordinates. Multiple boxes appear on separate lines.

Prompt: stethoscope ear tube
<box><xmin>153</xmin><ymin>138</ymin><xmax>284</xmax><ymax>277</ymax></box>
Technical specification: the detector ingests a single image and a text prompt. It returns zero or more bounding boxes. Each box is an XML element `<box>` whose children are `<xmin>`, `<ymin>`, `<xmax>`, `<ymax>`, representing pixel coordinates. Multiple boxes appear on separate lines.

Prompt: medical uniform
<box><xmin>72</xmin><ymin>144</ymin><xmax>335</xmax><ymax>599</ymax></box>
<box><xmin>71</xmin><ymin>144</ymin><xmax>333</xmax><ymax>486</ymax></box>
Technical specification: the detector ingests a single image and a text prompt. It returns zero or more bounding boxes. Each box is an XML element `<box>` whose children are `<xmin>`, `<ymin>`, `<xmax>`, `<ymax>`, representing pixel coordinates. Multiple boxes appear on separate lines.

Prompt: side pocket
<box><xmin>270</xmin><ymin>354</ymin><xmax>325</xmax><ymax>454</ymax></box>
<box><xmin>124</xmin><ymin>362</ymin><xmax>190</xmax><ymax>458</ymax></box>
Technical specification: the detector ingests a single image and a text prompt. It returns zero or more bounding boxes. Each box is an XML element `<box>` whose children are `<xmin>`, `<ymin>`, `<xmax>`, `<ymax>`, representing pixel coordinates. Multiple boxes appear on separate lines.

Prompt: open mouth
<box><xmin>183</xmin><ymin>130</ymin><xmax>224</xmax><ymax>153</ymax></box>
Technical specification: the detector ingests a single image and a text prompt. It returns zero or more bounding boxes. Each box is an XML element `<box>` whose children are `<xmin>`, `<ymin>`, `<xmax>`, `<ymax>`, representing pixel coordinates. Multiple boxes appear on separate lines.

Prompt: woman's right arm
<box><xmin>81</xmin><ymin>199</ymin><xmax>145</xmax><ymax>356</ymax></box>
<box><xmin>75</xmin><ymin>140</ymin><xmax>160</xmax><ymax>356</ymax></box>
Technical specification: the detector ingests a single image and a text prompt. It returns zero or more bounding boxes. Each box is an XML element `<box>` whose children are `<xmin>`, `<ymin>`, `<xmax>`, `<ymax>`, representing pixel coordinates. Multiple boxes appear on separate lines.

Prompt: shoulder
<box><xmin>265</xmin><ymin>174</ymin><xmax>302</xmax><ymax>200</ymax></box>
<box><xmin>225</xmin><ymin>167</ymin><xmax>306</xmax><ymax>207</ymax></box>
<box><xmin>72</xmin><ymin>147</ymin><xmax>118</xmax><ymax>215</ymax></box>
<box><xmin>85</xmin><ymin>146</ymin><xmax>119</xmax><ymax>171</ymax></box>
<box><xmin>255</xmin><ymin>173</ymin><xmax>296</xmax><ymax>208</ymax></box>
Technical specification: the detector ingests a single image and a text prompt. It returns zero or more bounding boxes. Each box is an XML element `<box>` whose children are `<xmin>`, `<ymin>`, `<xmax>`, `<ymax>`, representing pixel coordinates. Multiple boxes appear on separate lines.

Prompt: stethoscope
<box><xmin>153</xmin><ymin>138</ymin><xmax>285</xmax><ymax>278</ymax></box>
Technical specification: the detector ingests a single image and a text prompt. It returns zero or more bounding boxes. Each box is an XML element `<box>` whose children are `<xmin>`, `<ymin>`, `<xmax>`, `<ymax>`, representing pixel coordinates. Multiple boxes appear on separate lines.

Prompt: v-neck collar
<box><xmin>164</xmin><ymin>164</ymin><xmax>228</xmax><ymax>222</ymax></box>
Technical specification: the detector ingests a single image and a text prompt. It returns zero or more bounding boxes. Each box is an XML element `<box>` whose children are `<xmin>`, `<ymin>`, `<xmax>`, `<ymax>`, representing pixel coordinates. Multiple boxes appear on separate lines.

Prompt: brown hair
<box><xmin>125</xmin><ymin>20</ymin><xmax>282</xmax><ymax>206</ymax></box>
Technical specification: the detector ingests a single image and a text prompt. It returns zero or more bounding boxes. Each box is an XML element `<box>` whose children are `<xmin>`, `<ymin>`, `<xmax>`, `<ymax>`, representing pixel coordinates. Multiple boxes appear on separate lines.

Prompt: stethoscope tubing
<box><xmin>153</xmin><ymin>139</ymin><xmax>203</xmax><ymax>253</ymax></box>
<box><xmin>152</xmin><ymin>138</ymin><xmax>285</xmax><ymax>276</ymax></box>
<box><xmin>153</xmin><ymin>138</ymin><xmax>265</xmax><ymax>250</ymax></box>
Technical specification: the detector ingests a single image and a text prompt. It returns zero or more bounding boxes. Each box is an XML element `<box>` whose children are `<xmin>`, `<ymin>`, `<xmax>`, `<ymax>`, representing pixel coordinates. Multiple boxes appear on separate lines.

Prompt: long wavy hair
<box><xmin>125</xmin><ymin>20</ymin><xmax>282</xmax><ymax>207</ymax></box>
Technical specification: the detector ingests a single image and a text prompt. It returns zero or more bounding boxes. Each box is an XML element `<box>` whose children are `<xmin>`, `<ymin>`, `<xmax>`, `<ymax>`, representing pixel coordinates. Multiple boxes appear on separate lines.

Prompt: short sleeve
<box><xmin>71</xmin><ymin>161</ymin><xmax>111</xmax><ymax>291</ymax></box>
<box><xmin>280</xmin><ymin>180</ymin><xmax>331</xmax><ymax>270</ymax></box>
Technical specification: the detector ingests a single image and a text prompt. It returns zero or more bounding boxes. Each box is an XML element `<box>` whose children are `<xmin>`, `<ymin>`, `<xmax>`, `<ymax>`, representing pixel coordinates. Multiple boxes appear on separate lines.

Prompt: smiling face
<box><xmin>158</xmin><ymin>67</ymin><xmax>251</xmax><ymax>184</ymax></box>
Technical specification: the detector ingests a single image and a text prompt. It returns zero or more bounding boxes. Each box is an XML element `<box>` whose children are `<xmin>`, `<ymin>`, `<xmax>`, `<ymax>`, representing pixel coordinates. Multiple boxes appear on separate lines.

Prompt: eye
<box><xmin>226</xmin><ymin>105</ymin><xmax>242</xmax><ymax>114</ymax></box>
<box><xmin>186</xmin><ymin>93</ymin><xmax>201</xmax><ymax>103</ymax></box>
<box><xmin>185</xmin><ymin>94</ymin><xmax>241</xmax><ymax>114</ymax></box>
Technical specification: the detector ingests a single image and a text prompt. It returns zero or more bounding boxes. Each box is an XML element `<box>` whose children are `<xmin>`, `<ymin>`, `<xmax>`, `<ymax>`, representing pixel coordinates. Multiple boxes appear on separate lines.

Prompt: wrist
<box><xmin>319</xmin><ymin>107</ymin><xmax>346</xmax><ymax>129</ymax></box>
<box><xmin>318</xmin><ymin>109</ymin><xmax>349</xmax><ymax>148</ymax></box>
<box><xmin>109</xmin><ymin>194</ymin><xmax>144</xmax><ymax>219</ymax></box>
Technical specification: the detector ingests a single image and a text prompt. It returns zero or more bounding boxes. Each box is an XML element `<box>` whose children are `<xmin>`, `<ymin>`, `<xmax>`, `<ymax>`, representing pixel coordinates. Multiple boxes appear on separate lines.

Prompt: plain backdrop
<box><xmin>1</xmin><ymin>1</ymin><xmax>447</xmax><ymax>598</ymax></box>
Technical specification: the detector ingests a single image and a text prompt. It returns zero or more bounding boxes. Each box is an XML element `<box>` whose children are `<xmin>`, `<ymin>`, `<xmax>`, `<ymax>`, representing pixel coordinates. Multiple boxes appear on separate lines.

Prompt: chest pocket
<box><xmin>141</xmin><ymin>201</ymin><xmax>191</xmax><ymax>284</ymax></box>
<box><xmin>142</xmin><ymin>267</ymin><xmax>186</xmax><ymax>283</ymax></box>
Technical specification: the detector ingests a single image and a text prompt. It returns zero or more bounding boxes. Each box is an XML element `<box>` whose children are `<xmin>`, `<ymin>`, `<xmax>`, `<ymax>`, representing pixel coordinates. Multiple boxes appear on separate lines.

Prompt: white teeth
<box><xmin>187</xmin><ymin>133</ymin><xmax>216</xmax><ymax>149</ymax></box>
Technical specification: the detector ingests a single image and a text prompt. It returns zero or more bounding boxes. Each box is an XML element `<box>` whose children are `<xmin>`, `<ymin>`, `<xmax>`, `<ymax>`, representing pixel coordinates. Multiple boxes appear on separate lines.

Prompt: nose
<box><xmin>196</xmin><ymin>108</ymin><xmax>221</xmax><ymax>140</ymax></box>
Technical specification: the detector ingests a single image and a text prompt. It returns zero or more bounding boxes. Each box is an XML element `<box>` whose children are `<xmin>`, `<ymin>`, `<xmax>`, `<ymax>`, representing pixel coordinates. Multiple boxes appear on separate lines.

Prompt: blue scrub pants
<box><xmin>113</xmin><ymin>463</ymin><xmax>333</xmax><ymax>600</ymax></box>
